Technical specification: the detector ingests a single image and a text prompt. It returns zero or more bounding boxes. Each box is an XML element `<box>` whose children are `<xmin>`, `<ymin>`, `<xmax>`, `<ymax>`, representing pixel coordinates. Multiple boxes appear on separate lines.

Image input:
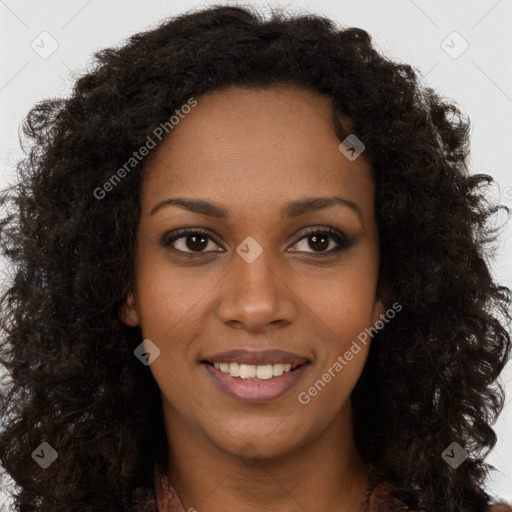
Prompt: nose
<box><xmin>216</xmin><ymin>243</ymin><xmax>296</xmax><ymax>331</ymax></box>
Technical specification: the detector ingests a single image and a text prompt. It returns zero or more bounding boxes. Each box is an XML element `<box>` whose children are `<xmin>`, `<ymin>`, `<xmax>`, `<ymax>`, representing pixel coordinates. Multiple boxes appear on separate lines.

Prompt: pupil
<box><xmin>310</xmin><ymin>234</ymin><xmax>328</xmax><ymax>251</ymax></box>
<box><xmin>187</xmin><ymin>235</ymin><xmax>207</xmax><ymax>251</ymax></box>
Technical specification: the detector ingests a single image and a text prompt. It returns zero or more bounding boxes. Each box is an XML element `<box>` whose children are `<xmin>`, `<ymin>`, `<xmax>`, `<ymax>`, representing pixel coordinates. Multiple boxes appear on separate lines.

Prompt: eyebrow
<box><xmin>150</xmin><ymin>196</ymin><xmax>362</xmax><ymax>220</ymax></box>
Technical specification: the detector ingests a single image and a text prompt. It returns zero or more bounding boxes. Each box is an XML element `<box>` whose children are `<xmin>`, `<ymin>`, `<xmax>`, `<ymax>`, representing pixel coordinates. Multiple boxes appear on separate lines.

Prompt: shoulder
<box><xmin>154</xmin><ymin>462</ymin><xmax>186</xmax><ymax>512</ymax></box>
<box><xmin>365</xmin><ymin>482</ymin><xmax>408</xmax><ymax>512</ymax></box>
<box><xmin>368</xmin><ymin>482</ymin><xmax>512</xmax><ymax>512</ymax></box>
<box><xmin>488</xmin><ymin>503</ymin><xmax>512</xmax><ymax>512</ymax></box>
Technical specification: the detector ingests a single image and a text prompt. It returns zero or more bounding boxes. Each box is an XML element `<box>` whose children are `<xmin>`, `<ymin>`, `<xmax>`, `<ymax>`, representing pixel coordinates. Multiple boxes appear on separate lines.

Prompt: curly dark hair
<box><xmin>1</xmin><ymin>3</ymin><xmax>510</xmax><ymax>511</ymax></box>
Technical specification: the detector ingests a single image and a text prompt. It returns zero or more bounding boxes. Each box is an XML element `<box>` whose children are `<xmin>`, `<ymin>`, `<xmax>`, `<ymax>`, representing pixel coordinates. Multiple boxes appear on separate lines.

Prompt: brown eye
<box><xmin>180</xmin><ymin>233</ymin><xmax>209</xmax><ymax>252</ymax></box>
<box><xmin>161</xmin><ymin>228</ymin><xmax>223</xmax><ymax>256</ymax></box>
<box><xmin>290</xmin><ymin>227</ymin><xmax>354</xmax><ymax>256</ymax></box>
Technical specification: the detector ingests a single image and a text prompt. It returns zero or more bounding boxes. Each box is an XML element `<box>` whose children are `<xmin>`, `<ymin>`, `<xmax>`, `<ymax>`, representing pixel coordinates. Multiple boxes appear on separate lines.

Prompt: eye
<box><xmin>161</xmin><ymin>228</ymin><xmax>223</xmax><ymax>257</ymax></box>
<box><xmin>290</xmin><ymin>227</ymin><xmax>354</xmax><ymax>257</ymax></box>
<box><xmin>160</xmin><ymin>226</ymin><xmax>354</xmax><ymax>258</ymax></box>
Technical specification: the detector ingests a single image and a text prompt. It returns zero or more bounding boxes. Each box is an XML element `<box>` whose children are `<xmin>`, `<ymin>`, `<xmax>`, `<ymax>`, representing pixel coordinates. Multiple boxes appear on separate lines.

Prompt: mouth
<box><xmin>201</xmin><ymin>360</ymin><xmax>308</xmax><ymax>380</ymax></box>
<box><xmin>200</xmin><ymin>360</ymin><xmax>311</xmax><ymax>403</ymax></box>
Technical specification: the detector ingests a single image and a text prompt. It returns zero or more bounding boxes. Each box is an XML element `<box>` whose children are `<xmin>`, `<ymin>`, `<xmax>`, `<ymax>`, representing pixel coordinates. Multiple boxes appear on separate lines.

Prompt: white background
<box><xmin>1</xmin><ymin>0</ymin><xmax>511</xmax><ymax>505</ymax></box>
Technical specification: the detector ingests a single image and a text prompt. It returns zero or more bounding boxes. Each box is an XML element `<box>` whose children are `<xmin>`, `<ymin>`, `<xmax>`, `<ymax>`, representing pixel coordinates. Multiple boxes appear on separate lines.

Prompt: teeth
<box><xmin>239</xmin><ymin>363</ymin><xmax>256</xmax><ymax>379</ymax></box>
<box><xmin>256</xmin><ymin>365</ymin><xmax>273</xmax><ymax>380</ymax></box>
<box><xmin>212</xmin><ymin>362</ymin><xmax>295</xmax><ymax>379</ymax></box>
<box><xmin>228</xmin><ymin>362</ymin><xmax>240</xmax><ymax>377</ymax></box>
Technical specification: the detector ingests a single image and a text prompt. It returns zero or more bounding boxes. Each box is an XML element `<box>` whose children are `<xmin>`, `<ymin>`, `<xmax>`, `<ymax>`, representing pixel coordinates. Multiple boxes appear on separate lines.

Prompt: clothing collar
<box><xmin>153</xmin><ymin>462</ymin><xmax>405</xmax><ymax>512</ymax></box>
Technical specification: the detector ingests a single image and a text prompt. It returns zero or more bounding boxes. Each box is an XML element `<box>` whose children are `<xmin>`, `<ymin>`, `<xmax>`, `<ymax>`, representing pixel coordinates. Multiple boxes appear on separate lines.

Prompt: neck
<box><xmin>164</xmin><ymin>401</ymin><xmax>369</xmax><ymax>512</ymax></box>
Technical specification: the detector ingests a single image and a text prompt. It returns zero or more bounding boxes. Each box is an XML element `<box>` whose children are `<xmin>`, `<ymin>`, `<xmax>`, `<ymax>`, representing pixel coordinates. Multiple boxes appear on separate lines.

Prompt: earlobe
<box><xmin>119</xmin><ymin>292</ymin><xmax>140</xmax><ymax>326</ymax></box>
<box><xmin>373</xmin><ymin>280</ymin><xmax>389</xmax><ymax>324</ymax></box>
<box><xmin>372</xmin><ymin>283</ymin><xmax>389</xmax><ymax>325</ymax></box>
<box><xmin>372</xmin><ymin>298</ymin><xmax>387</xmax><ymax>325</ymax></box>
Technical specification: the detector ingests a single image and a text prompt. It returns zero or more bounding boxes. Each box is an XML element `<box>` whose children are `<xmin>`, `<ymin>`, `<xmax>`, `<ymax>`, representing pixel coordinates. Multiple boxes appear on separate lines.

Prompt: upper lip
<box><xmin>202</xmin><ymin>349</ymin><xmax>311</xmax><ymax>366</ymax></box>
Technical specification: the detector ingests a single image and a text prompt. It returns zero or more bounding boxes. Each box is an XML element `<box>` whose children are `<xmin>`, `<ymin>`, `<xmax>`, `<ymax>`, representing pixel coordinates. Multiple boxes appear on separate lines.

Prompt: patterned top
<box><xmin>153</xmin><ymin>463</ymin><xmax>512</xmax><ymax>512</ymax></box>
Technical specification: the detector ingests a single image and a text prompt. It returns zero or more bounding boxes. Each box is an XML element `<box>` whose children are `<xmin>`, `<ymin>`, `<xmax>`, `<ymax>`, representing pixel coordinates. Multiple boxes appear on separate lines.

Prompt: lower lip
<box><xmin>202</xmin><ymin>362</ymin><xmax>311</xmax><ymax>403</ymax></box>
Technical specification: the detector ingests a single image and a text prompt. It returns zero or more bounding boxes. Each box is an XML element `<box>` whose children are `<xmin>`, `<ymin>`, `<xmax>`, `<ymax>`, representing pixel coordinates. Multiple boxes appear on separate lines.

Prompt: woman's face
<box><xmin>122</xmin><ymin>84</ymin><xmax>385</xmax><ymax>459</ymax></box>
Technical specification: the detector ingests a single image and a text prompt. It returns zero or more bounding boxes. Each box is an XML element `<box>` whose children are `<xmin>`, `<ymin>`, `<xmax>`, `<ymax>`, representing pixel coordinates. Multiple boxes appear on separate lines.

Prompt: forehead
<box><xmin>141</xmin><ymin>85</ymin><xmax>374</xmax><ymax>217</ymax></box>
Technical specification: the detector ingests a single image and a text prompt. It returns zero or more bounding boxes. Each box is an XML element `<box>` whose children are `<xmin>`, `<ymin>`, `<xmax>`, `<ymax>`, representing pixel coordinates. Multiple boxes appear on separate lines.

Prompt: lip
<box><xmin>202</xmin><ymin>360</ymin><xmax>311</xmax><ymax>403</ymax></box>
<box><xmin>201</xmin><ymin>348</ymin><xmax>311</xmax><ymax>366</ymax></box>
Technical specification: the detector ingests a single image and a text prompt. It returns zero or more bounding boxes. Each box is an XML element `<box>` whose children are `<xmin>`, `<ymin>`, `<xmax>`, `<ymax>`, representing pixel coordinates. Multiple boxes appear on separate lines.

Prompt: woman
<box><xmin>1</xmin><ymin>4</ymin><xmax>511</xmax><ymax>511</ymax></box>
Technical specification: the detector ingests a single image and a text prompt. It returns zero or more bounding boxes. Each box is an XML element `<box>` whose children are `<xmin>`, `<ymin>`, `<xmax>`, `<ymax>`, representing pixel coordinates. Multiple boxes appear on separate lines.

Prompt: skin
<box><xmin>121</xmin><ymin>84</ymin><xmax>386</xmax><ymax>512</ymax></box>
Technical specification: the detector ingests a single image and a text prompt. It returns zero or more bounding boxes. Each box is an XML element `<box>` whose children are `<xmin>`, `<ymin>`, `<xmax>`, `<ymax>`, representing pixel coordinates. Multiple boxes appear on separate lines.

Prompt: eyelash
<box><xmin>160</xmin><ymin>226</ymin><xmax>354</xmax><ymax>259</ymax></box>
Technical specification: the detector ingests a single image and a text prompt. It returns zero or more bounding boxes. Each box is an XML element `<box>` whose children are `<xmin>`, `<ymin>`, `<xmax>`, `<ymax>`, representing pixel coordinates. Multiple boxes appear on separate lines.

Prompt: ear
<box><xmin>371</xmin><ymin>296</ymin><xmax>387</xmax><ymax>325</ymax></box>
<box><xmin>119</xmin><ymin>291</ymin><xmax>140</xmax><ymax>327</ymax></box>
<box><xmin>371</xmin><ymin>281</ymin><xmax>389</xmax><ymax>324</ymax></box>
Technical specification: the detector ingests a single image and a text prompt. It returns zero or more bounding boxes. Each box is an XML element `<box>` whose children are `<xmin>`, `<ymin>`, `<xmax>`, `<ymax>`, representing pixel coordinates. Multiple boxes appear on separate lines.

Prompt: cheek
<box><xmin>299</xmin><ymin>283</ymin><xmax>373</xmax><ymax>404</ymax></box>
<box><xmin>293</xmin><ymin>277</ymin><xmax>374</xmax><ymax>422</ymax></box>
<box><xmin>293</xmin><ymin>250</ymin><xmax>378</xmax><ymax>408</ymax></box>
<box><xmin>301</xmin><ymin>247</ymin><xmax>380</xmax><ymax>342</ymax></box>
<box><xmin>131</xmin><ymin>250</ymin><xmax>203</xmax><ymax>393</ymax></box>
<box><xmin>133</xmin><ymin>242</ymin><xmax>215</xmax><ymax>343</ymax></box>
<box><xmin>133</xmin><ymin>261</ymin><xmax>206</xmax><ymax>423</ymax></box>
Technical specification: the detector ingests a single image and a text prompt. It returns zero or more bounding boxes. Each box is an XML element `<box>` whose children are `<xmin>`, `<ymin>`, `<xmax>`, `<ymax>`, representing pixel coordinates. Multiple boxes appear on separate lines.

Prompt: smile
<box><xmin>211</xmin><ymin>362</ymin><xmax>298</xmax><ymax>380</ymax></box>
<box><xmin>202</xmin><ymin>361</ymin><xmax>311</xmax><ymax>403</ymax></box>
